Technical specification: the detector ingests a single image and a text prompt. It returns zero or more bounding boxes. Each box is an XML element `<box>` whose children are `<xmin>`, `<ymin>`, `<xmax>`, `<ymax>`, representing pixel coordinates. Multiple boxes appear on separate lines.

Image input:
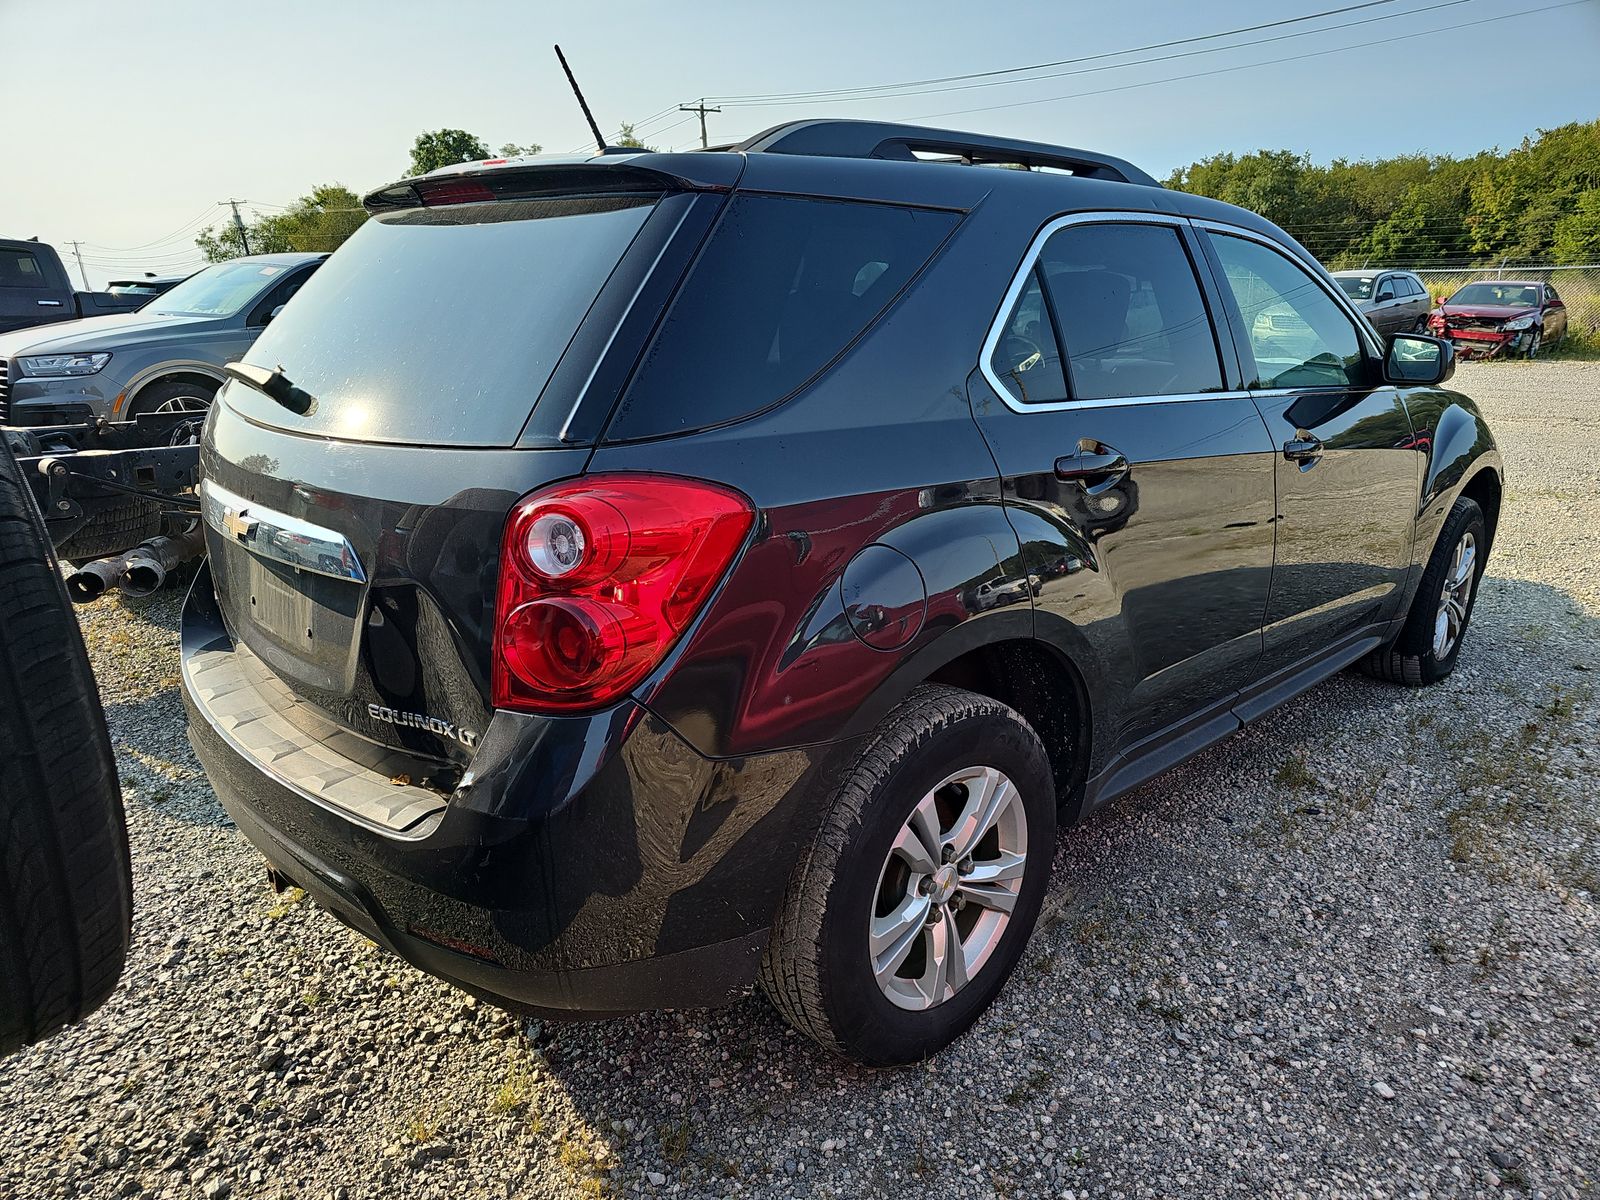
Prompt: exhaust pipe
<box><xmin>117</xmin><ymin>526</ymin><xmax>207</xmax><ymax>598</ymax></box>
<box><xmin>66</xmin><ymin>554</ymin><xmax>132</xmax><ymax>605</ymax></box>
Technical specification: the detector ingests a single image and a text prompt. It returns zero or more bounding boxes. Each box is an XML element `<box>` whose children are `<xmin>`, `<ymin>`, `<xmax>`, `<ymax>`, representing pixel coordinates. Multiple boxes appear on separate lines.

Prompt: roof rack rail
<box><xmin>731</xmin><ymin>119</ymin><xmax>1159</xmax><ymax>187</ymax></box>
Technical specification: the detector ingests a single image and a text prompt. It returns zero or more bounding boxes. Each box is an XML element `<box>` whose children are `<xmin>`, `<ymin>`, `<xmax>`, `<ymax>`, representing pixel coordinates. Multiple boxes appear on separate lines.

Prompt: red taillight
<box><xmin>492</xmin><ymin>475</ymin><xmax>755</xmax><ymax>713</ymax></box>
<box><xmin>416</xmin><ymin>178</ymin><xmax>497</xmax><ymax>206</ymax></box>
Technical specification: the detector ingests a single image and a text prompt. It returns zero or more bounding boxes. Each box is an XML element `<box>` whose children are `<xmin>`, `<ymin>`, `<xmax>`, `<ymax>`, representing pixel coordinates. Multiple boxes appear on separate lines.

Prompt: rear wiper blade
<box><xmin>224</xmin><ymin>362</ymin><xmax>317</xmax><ymax>416</ymax></box>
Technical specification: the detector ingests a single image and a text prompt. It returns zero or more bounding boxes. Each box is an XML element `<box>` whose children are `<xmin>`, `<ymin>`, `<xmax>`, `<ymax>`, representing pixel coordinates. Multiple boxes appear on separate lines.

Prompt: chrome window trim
<box><xmin>977</xmin><ymin>210</ymin><xmax>1228</xmax><ymax>415</ymax></box>
<box><xmin>1191</xmin><ymin>218</ymin><xmax>1386</xmax><ymax>361</ymax></box>
<box><xmin>200</xmin><ymin>478</ymin><xmax>368</xmax><ymax>584</ymax></box>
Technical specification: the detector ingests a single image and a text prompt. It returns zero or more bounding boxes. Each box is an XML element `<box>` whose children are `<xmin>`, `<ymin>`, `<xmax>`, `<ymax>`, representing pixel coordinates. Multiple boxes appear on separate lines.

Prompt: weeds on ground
<box><xmin>555</xmin><ymin>1125</ymin><xmax>615</xmax><ymax>1197</ymax></box>
<box><xmin>265</xmin><ymin>888</ymin><xmax>306</xmax><ymax>920</ymax></box>
<box><xmin>657</xmin><ymin>1119</ymin><xmax>692</xmax><ymax>1166</ymax></box>
<box><xmin>1004</xmin><ymin>1067</ymin><xmax>1053</xmax><ymax>1106</ymax></box>
<box><xmin>402</xmin><ymin>1107</ymin><xmax>442</xmax><ymax>1143</ymax></box>
<box><xmin>490</xmin><ymin>1054</ymin><xmax>539</xmax><ymax>1115</ymax></box>
<box><xmin>1274</xmin><ymin>754</ymin><xmax>1319</xmax><ymax>791</ymax></box>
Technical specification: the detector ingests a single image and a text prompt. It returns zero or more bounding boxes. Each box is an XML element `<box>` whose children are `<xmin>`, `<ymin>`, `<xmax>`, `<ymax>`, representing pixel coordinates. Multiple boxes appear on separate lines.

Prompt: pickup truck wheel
<box><xmin>759</xmin><ymin>684</ymin><xmax>1055</xmax><ymax>1065</ymax></box>
<box><xmin>0</xmin><ymin>440</ymin><xmax>131</xmax><ymax>1059</ymax></box>
<box><xmin>1360</xmin><ymin>496</ymin><xmax>1486</xmax><ymax>687</ymax></box>
<box><xmin>127</xmin><ymin>379</ymin><xmax>217</xmax><ymax>417</ymax></box>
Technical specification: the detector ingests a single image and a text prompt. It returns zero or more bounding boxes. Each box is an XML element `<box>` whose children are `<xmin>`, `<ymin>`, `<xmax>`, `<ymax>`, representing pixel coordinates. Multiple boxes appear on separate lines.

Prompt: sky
<box><xmin>2</xmin><ymin>0</ymin><xmax>1597</xmax><ymax>288</ymax></box>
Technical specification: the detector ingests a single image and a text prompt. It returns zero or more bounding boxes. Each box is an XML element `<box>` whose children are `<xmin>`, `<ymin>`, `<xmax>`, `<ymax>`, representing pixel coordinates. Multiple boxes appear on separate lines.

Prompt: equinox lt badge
<box><xmin>367</xmin><ymin>703</ymin><xmax>478</xmax><ymax>749</ymax></box>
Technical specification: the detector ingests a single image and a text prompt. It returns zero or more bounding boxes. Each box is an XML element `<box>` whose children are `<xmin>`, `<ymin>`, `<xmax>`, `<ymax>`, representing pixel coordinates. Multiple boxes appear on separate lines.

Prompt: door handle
<box><xmin>1055</xmin><ymin>439</ymin><xmax>1130</xmax><ymax>494</ymax></box>
<box><xmin>1283</xmin><ymin>432</ymin><xmax>1323</xmax><ymax>464</ymax></box>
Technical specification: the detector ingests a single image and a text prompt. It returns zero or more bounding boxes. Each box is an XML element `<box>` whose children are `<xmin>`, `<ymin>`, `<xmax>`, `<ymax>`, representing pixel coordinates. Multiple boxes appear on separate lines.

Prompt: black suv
<box><xmin>181</xmin><ymin>121</ymin><xmax>1502</xmax><ymax>1065</ymax></box>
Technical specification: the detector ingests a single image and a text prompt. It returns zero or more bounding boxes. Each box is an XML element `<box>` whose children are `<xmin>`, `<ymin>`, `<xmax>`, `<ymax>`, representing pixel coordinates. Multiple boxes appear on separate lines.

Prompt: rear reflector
<box><xmin>492</xmin><ymin>474</ymin><xmax>754</xmax><ymax>713</ymax></box>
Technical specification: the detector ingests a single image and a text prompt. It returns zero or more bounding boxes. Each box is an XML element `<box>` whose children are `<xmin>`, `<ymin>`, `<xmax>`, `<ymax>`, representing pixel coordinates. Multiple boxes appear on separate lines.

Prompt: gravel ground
<box><xmin>2</xmin><ymin>360</ymin><xmax>1597</xmax><ymax>1200</ymax></box>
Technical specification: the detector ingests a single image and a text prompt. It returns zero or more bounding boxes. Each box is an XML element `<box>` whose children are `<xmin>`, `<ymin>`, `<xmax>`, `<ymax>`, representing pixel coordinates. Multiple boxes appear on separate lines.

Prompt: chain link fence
<box><xmin>1405</xmin><ymin>265</ymin><xmax>1600</xmax><ymax>348</ymax></box>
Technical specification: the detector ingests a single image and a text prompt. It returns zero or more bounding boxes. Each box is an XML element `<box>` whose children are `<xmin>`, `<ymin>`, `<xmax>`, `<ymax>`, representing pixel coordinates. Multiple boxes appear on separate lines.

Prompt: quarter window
<box><xmin>989</xmin><ymin>268</ymin><xmax>1069</xmax><ymax>405</ymax></box>
<box><xmin>1210</xmin><ymin>234</ymin><xmax>1366</xmax><ymax>389</ymax></box>
<box><xmin>990</xmin><ymin>221</ymin><xmax>1223</xmax><ymax>404</ymax></box>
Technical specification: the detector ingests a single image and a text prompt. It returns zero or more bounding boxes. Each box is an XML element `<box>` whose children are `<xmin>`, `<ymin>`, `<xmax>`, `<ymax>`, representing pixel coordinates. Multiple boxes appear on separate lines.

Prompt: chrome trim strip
<box><xmin>200</xmin><ymin>478</ymin><xmax>368</xmax><ymax>584</ymax></box>
<box><xmin>556</xmin><ymin>200</ymin><xmax>694</xmax><ymax>444</ymax></box>
<box><xmin>978</xmin><ymin>211</ymin><xmax>1209</xmax><ymax>415</ymax></box>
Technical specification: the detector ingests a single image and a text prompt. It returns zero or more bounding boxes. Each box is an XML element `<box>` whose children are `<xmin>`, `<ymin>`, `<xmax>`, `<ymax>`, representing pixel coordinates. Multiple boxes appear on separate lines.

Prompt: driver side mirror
<box><xmin>1384</xmin><ymin>333</ymin><xmax>1454</xmax><ymax>386</ymax></box>
<box><xmin>265</xmin><ymin>304</ymin><xmax>286</xmax><ymax>324</ymax></box>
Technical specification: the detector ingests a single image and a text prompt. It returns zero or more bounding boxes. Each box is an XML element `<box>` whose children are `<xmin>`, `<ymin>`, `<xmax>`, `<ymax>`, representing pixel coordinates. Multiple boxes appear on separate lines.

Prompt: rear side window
<box><xmin>229</xmin><ymin>196</ymin><xmax>654</xmax><ymax>446</ymax></box>
<box><xmin>0</xmin><ymin>249</ymin><xmax>46</xmax><ymax>289</ymax></box>
<box><xmin>605</xmin><ymin>196</ymin><xmax>958</xmax><ymax>441</ymax></box>
<box><xmin>1035</xmin><ymin>222</ymin><xmax>1222</xmax><ymax>402</ymax></box>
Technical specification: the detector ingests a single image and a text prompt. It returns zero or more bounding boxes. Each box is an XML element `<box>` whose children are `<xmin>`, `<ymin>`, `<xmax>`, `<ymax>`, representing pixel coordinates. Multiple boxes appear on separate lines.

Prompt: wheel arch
<box><xmin>842</xmin><ymin>608</ymin><xmax>1100</xmax><ymax>821</ymax></box>
<box><xmin>121</xmin><ymin>362</ymin><xmax>225</xmax><ymax>412</ymax></box>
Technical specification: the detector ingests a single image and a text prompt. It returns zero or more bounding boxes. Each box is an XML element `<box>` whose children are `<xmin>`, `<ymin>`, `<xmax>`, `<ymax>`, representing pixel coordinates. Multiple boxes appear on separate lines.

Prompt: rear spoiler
<box><xmin>363</xmin><ymin>154</ymin><xmax>744</xmax><ymax>214</ymax></box>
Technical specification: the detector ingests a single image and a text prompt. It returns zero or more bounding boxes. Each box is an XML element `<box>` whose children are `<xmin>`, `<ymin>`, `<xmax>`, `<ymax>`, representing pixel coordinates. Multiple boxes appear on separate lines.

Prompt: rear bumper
<box><xmin>180</xmin><ymin>562</ymin><xmax>854</xmax><ymax>1018</ymax></box>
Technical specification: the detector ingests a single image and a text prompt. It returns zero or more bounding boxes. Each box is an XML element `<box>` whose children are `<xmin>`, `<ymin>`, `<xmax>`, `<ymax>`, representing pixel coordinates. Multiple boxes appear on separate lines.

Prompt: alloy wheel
<box><xmin>152</xmin><ymin>394</ymin><xmax>211</xmax><ymax>414</ymax></box>
<box><xmin>1432</xmin><ymin>530</ymin><xmax>1476</xmax><ymax>659</ymax></box>
<box><xmin>869</xmin><ymin>765</ymin><xmax>1028</xmax><ymax>1011</ymax></box>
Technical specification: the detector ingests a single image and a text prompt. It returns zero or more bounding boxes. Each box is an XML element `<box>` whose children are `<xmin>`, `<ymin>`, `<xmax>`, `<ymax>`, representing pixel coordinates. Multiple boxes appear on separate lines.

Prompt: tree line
<box><xmin>198</xmin><ymin>118</ymin><xmax>1600</xmax><ymax>268</ymax></box>
<box><xmin>1166</xmin><ymin>119</ymin><xmax>1600</xmax><ymax>268</ymax></box>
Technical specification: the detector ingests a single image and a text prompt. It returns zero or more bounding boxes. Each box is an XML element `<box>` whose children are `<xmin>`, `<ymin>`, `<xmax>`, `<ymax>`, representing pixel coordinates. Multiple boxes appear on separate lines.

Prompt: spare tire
<box><xmin>57</xmin><ymin>495</ymin><xmax>164</xmax><ymax>564</ymax></box>
<box><xmin>0</xmin><ymin>439</ymin><xmax>131</xmax><ymax>1059</ymax></box>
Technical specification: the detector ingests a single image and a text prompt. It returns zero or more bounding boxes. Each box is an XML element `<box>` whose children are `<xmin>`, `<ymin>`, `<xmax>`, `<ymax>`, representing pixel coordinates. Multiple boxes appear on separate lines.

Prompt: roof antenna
<box><xmin>554</xmin><ymin>44</ymin><xmax>607</xmax><ymax>154</ymax></box>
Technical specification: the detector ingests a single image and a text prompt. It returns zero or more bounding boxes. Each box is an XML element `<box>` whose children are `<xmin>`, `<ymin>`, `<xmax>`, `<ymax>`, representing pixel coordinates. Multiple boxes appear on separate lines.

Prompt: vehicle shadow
<box><xmin>522</xmin><ymin>571</ymin><xmax>1598</xmax><ymax>1195</ymax></box>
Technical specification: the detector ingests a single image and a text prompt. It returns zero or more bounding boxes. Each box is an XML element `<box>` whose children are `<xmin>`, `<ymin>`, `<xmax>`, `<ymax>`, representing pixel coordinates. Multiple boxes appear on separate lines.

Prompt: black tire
<box><xmin>56</xmin><ymin>496</ymin><xmax>163</xmax><ymax>564</ymax></box>
<box><xmin>0</xmin><ymin>440</ymin><xmax>131</xmax><ymax>1060</ymax></box>
<box><xmin>759</xmin><ymin>684</ymin><xmax>1055</xmax><ymax>1065</ymax></box>
<box><xmin>127</xmin><ymin>377</ymin><xmax>217</xmax><ymax>417</ymax></box>
<box><xmin>1524</xmin><ymin>329</ymin><xmax>1541</xmax><ymax>360</ymax></box>
<box><xmin>1360</xmin><ymin>496</ymin><xmax>1487</xmax><ymax>687</ymax></box>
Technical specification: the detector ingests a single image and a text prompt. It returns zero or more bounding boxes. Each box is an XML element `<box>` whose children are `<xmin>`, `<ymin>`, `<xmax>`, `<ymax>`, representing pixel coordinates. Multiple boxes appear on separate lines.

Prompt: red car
<box><xmin>1427</xmin><ymin>280</ymin><xmax>1569</xmax><ymax>359</ymax></box>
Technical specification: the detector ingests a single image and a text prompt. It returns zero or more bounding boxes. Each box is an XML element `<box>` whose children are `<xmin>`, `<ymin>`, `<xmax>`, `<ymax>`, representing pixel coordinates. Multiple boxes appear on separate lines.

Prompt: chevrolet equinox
<box><xmin>181</xmin><ymin>120</ymin><xmax>1502</xmax><ymax>1065</ymax></box>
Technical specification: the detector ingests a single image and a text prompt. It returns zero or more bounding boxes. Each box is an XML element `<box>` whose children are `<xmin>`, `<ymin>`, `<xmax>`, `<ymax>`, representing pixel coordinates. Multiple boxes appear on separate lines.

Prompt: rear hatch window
<box><xmin>225</xmin><ymin>195</ymin><xmax>655</xmax><ymax>446</ymax></box>
<box><xmin>604</xmin><ymin>195</ymin><xmax>959</xmax><ymax>441</ymax></box>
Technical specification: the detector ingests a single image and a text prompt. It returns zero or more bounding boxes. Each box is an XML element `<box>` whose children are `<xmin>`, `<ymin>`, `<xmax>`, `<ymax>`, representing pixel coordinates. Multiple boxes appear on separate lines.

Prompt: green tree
<box><xmin>1553</xmin><ymin>191</ymin><xmax>1600</xmax><ymax>263</ymax></box>
<box><xmin>408</xmin><ymin>128</ymin><xmax>491</xmax><ymax>176</ymax></box>
<box><xmin>497</xmin><ymin>141</ymin><xmax>543</xmax><ymax>158</ymax></box>
<box><xmin>195</xmin><ymin>185</ymin><xmax>368</xmax><ymax>263</ymax></box>
<box><xmin>615</xmin><ymin>122</ymin><xmax>656</xmax><ymax>151</ymax></box>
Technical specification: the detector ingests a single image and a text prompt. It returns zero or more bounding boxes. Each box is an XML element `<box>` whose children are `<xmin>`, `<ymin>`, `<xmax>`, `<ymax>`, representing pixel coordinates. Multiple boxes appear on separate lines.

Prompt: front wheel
<box><xmin>760</xmin><ymin>685</ymin><xmax>1055</xmax><ymax>1065</ymax></box>
<box><xmin>127</xmin><ymin>378</ymin><xmax>218</xmax><ymax>417</ymax></box>
<box><xmin>1360</xmin><ymin>496</ymin><xmax>1487</xmax><ymax>687</ymax></box>
<box><xmin>1524</xmin><ymin>330</ymin><xmax>1542</xmax><ymax>360</ymax></box>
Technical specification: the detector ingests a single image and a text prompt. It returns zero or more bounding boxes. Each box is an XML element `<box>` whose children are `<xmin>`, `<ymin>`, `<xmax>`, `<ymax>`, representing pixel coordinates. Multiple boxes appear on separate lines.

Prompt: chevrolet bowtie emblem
<box><xmin>223</xmin><ymin>508</ymin><xmax>258</xmax><ymax>542</ymax></box>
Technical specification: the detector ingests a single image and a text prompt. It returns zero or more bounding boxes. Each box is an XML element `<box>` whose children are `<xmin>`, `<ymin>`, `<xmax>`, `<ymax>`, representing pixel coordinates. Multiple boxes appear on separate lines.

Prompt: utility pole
<box><xmin>221</xmin><ymin>198</ymin><xmax>251</xmax><ymax>255</ymax></box>
<box><xmin>679</xmin><ymin>99</ymin><xmax>722</xmax><ymax>149</ymax></box>
<box><xmin>64</xmin><ymin>241</ymin><xmax>91</xmax><ymax>290</ymax></box>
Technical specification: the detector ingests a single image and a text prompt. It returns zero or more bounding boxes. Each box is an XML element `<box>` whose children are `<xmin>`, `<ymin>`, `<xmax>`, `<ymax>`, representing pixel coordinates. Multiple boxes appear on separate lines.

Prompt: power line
<box><xmin>703</xmin><ymin>0</ymin><xmax>1416</xmax><ymax>104</ymax></box>
<box><xmin>83</xmin><ymin>204</ymin><xmax>223</xmax><ymax>252</ymax></box>
<box><xmin>898</xmin><ymin>0</ymin><xmax>1588</xmax><ymax>124</ymax></box>
<box><xmin>717</xmin><ymin>0</ymin><xmax>1481</xmax><ymax>110</ymax></box>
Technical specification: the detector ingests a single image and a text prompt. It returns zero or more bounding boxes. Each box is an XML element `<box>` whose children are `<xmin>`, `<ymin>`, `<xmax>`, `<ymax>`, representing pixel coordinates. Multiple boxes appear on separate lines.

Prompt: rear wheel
<box><xmin>760</xmin><ymin>685</ymin><xmax>1055</xmax><ymax>1065</ymax></box>
<box><xmin>0</xmin><ymin>440</ymin><xmax>132</xmax><ymax>1059</ymax></box>
<box><xmin>1360</xmin><ymin>496</ymin><xmax>1486</xmax><ymax>687</ymax></box>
